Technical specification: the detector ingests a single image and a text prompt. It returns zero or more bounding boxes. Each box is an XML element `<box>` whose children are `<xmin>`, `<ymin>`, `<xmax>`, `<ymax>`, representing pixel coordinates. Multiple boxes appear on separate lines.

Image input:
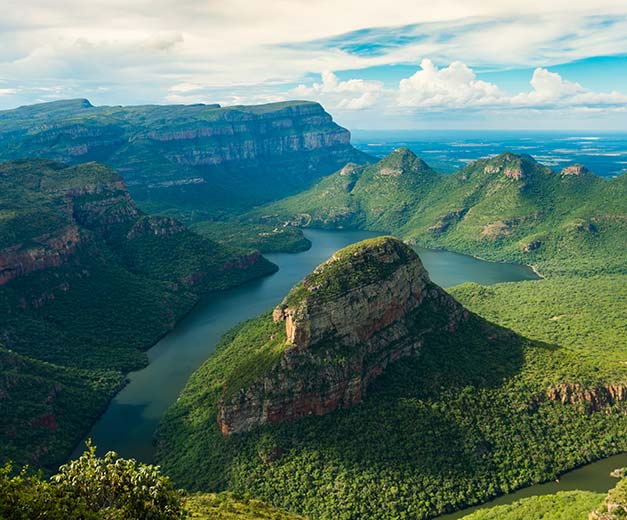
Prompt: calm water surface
<box><xmin>76</xmin><ymin>229</ymin><xmax>623</xmax><ymax>514</ymax></box>
<box><xmin>438</xmin><ymin>452</ymin><xmax>627</xmax><ymax>519</ymax></box>
<box><xmin>74</xmin><ymin>230</ymin><xmax>539</xmax><ymax>460</ymax></box>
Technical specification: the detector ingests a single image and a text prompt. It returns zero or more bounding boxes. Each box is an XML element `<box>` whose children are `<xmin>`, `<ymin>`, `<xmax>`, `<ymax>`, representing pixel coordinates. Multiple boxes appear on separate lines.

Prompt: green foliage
<box><xmin>0</xmin><ymin>159</ymin><xmax>276</xmax><ymax>471</ymax></box>
<box><xmin>0</xmin><ymin>346</ymin><xmax>123</xmax><ymax>472</ymax></box>
<box><xmin>458</xmin><ymin>491</ymin><xmax>604</xmax><ymax>520</ymax></box>
<box><xmin>52</xmin><ymin>442</ymin><xmax>184</xmax><ymax>519</ymax></box>
<box><xmin>191</xmin><ymin>221</ymin><xmax>311</xmax><ymax>254</ymax></box>
<box><xmin>254</xmin><ymin>148</ymin><xmax>440</xmax><ymax>231</ymax></box>
<box><xmin>185</xmin><ymin>492</ymin><xmax>305</xmax><ymax>519</ymax></box>
<box><xmin>157</xmin><ymin>256</ymin><xmax>627</xmax><ymax>519</ymax></box>
<box><xmin>257</xmin><ymin>151</ymin><xmax>627</xmax><ymax>277</ymax></box>
<box><xmin>0</xmin><ymin>443</ymin><xmax>184</xmax><ymax>519</ymax></box>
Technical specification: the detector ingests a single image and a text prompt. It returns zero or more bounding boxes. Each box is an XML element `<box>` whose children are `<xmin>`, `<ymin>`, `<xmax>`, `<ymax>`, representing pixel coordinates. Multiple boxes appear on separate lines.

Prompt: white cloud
<box><xmin>292</xmin><ymin>71</ymin><xmax>383</xmax><ymax>110</ymax></box>
<box><xmin>0</xmin><ymin>88</ymin><xmax>17</xmax><ymax>95</ymax></box>
<box><xmin>398</xmin><ymin>59</ymin><xmax>504</xmax><ymax>108</ymax></box>
<box><xmin>512</xmin><ymin>67</ymin><xmax>627</xmax><ymax>107</ymax></box>
<box><xmin>168</xmin><ymin>82</ymin><xmax>203</xmax><ymax>93</ymax></box>
<box><xmin>295</xmin><ymin>61</ymin><xmax>627</xmax><ymax>115</ymax></box>
<box><xmin>1</xmin><ymin>1</ymin><xmax>627</xmax><ymax>111</ymax></box>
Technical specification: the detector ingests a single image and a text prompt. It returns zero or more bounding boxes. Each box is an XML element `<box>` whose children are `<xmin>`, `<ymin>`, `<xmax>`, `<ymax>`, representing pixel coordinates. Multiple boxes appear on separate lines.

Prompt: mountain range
<box><xmin>2</xmin><ymin>99</ymin><xmax>627</xmax><ymax>520</ymax></box>
<box><xmin>0</xmin><ymin>99</ymin><xmax>371</xmax><ymax>218</ymax></box>
<box><xmin>254</xmin><ymin>147</ymin><xmax>627</xmax><ymax>276</ymax></box>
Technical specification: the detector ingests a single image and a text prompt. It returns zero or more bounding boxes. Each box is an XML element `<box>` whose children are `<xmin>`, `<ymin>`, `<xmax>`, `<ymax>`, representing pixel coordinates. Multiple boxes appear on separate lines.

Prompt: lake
<box><xmin>75</xmin><ymin>229</ymin><xmax>537</xmax><ymax>463</ymax></box>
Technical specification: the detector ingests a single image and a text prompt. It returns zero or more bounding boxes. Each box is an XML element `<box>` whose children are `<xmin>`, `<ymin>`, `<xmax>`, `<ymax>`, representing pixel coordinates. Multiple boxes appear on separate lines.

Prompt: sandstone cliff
<box><xmin>0</xmin><ymin>159</ymin><xmax>275</xmax><ymax>294</ymax></box>
<box><xmin>0</xmin><ymin>100</ymin><xmax>372</xmax><ymax>213</ymax></box>
<box><xmin>217</xmin><ymin>237</ymin><xmax>469</xmax><ymax>435</ymax></box>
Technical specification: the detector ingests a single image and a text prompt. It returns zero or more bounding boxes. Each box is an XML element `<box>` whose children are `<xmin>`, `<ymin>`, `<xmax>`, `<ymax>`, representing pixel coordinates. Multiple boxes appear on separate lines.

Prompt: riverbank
<box><xmin>75</xmin><ymin>229</ymin><xmax>537</xmax><ymax>462</ymax></box>
<box><xmin>437</xmin><ymin>452</ymin><xmax>627</xmax><ymax>519</ymax></box>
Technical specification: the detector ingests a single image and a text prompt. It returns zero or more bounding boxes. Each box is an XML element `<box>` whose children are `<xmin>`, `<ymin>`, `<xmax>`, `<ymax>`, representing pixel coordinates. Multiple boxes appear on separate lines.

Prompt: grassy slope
<box><xmin>254</xmin><ymin>148</ymin><xmax>441</xmax><ymax>231</ymax></box>
<box><xmin>256</xmin><ymin>150</ymin><xmax>627</xmax><ymax>276</ymax></box>
<box><xmin>156</xmin><ymin>264</ymin><xmax>627</xmax><ymax>519</ymax></box>
<box><xmin>0</xmin><ymin>159</ymin><xmax>276</xmax><ymax>470</ymax></box>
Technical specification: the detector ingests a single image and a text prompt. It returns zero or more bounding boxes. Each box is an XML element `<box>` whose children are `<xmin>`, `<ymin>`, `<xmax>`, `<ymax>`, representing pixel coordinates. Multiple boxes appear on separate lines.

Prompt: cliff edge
<box><xmin>217</xmin><ymin>236</ymin><xmax>468</xmax><ymax>435</ymax></box>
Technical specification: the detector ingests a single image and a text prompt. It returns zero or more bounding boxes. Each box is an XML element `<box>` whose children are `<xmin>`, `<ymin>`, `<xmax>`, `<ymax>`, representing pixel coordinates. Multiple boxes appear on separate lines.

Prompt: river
<box><xmin>80</xmin><ymin>228</ymin><xmax>625</xmax><ymax>517</ymax></box>
<box><xmin>78</xmin><ymin>229</ymin><xmax>537</xmax><ymax>461</ymax></box>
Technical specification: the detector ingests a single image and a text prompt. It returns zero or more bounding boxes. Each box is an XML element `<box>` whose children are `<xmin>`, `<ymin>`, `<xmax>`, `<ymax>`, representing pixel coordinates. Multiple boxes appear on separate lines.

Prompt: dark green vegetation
<box><xmin>156</xmin><ymin>236</ymin><xmax>627</xmax><ymax>519</ymax></box>
<box><xmin>0</xmin><ymin>443</ymin><xmax>184</xmax><ymax>519</ymax></box>
<box><xmin>458</xmin><ymin>491</ymin><xmax>604</xmax><ymax>520</ymax></box>
<box><xmin>0</xmin><ymin>159</ymin><xmax>276</xmax><ymax>470</ymax></box>
<box><xmin>185</xmin><ymin>492</ymin><xmax>305</xmax><ymax>519</ymax></box>
<box><xmin>191</xmin><ymin>220</ymin><xmax>311</xmax><ymax>254</ymax></box>
<box><xmin>257</xmin><ymin>148</ymin><xmax>627</xmax><ymax>276</ymax></box>
<box><xmin>1</xmin><ymin>442</ymin><xmax>304</xmax><ymax>520</ymax></box>
<box><xmin>0</xmin><ymin>99</ymin><xmax>371</xmax><ymax>218</ymax></box>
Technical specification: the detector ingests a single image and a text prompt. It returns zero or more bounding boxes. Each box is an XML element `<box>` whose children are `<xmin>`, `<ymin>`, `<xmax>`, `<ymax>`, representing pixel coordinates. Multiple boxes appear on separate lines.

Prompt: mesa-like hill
<box><xmin>156</xmin><ymin>237</ymin><xmax>627</xmax><ymax>519</ymax></box>
<box><xmin>0</xmin><ymin>159</ymin><xmax>276</xmax><ymax>469</ymax></box>
<box><xmin>256</xmin><ymin>148</ymin><xmax>627</xmax><ymax>275</ymax></box>
<box><xmin>0</xmin><ymin>99</ymin><xmax>372</xmax><ymax>217</ymax></box>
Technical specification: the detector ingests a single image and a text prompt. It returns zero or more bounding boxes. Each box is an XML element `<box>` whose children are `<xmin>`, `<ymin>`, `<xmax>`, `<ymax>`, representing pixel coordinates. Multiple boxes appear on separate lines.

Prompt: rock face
<box><xmin>561</xmin><ymin>164</ymin><xmax>590</xmax><ymax>176</ymax></box>
<box><xmin>482</xmin><ymin>152</ymin><xmax>542</xmax><ymax>180</ymax></box>
<box><xmin>0</xmin><ymin>162</ymin><xmax>139</xmax><ymax>286</ymax></box>
<box><xmin>0</xmin><ymin>159</ymin><xmax>274</xmax><ymax>293</ymax></box>
<box><xmin>547</xmin><ymin>383</ymin><xmax>627</xmax><ymax>411</ymax></box>
<box><xmin>0</xmin><ymin>99</ymin><xmax>371</xmax><ymax>212</ymax></box>
<box><xmin>0</xmin><ymin>225</ymin><xmax>81</xmax><ymax>286</ymax></box>
<box><xmin>217</xmin><ymin>237</ymin><xmax>468</xmax><ymax>435</ymax></box>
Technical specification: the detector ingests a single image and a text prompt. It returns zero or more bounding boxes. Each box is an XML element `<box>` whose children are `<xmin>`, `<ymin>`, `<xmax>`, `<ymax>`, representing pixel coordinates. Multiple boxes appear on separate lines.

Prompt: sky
<box><xmin>1</xmin><ymin>0</ymin><xmax>627</xmax><ymax>129</ymax></box>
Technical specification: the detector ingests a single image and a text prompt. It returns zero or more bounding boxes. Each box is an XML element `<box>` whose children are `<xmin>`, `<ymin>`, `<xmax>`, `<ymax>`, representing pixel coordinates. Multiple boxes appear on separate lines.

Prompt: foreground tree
<box><xmin>0</xmin><ymin>442</ymin><xmax>184</xmax><ymax>519</ymax></box>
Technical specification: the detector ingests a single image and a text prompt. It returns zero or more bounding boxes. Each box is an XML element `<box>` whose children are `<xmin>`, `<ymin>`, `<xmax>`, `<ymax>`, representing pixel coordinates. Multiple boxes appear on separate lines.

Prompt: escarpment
<box><xmin>0</xmin><ymin>162</ymin><xmax>139</xmax><ymax>285</ymax></box>
<box><xmin>0</xmin><ymin>100</ymin><xmax>372</xmax><ymax>212</ymax></box>
<box><xmin>0</xmin><ymin>159</ymin><xmax>274</xmax><ymax>292</ymax></box>
<box><xmin>217</xmin><ymin>237</ymin><xmax>469</xmax><ymax>436</ymax></box>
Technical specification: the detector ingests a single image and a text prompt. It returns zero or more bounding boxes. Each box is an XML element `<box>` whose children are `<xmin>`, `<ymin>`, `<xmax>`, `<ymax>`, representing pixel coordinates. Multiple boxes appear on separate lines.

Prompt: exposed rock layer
<box><xmin>217</xmin><ymin>237</ymin><xmax>469</xmax><ymax>435</ymax></box>
<box><xmin>0</xmin><ymin>100</ymin><xmax>371</xmax><ymax>210</ymax></box>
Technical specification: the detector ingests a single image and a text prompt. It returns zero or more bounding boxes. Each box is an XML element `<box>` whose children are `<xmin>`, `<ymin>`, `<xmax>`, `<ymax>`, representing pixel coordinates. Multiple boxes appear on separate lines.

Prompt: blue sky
<box><xmin>1</xmin><ymin>1</ymin><xmax>627</xmax><ymax>129</ymax></box>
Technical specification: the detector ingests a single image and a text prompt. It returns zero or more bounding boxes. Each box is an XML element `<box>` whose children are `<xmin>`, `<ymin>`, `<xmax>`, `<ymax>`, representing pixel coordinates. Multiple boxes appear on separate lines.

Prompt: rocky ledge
<box><xmin>217</xmin><ymin>236</ymin><xmax>468</xmax><ymax>435</ymax></box>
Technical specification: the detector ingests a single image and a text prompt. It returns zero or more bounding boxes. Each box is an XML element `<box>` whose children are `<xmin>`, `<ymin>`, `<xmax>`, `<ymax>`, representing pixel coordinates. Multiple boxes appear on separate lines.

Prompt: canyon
<box><xmin>0</xmin><ymin>99</ymin><xmax>372</xmax><ymax>214</ymax></box>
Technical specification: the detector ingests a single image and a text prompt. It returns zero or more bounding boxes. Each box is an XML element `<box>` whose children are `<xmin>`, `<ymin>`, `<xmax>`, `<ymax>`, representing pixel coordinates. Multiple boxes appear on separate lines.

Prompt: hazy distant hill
<box><xmin>0</xmin><ymin>99</ymin><xmax>372</xmax><ymax>217</ymax></box>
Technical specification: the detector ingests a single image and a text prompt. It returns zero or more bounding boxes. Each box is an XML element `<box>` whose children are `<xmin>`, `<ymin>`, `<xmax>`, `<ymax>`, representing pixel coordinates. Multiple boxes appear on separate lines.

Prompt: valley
<box><xmin>2</xmin><ymin>99</ymin><xmax>627</xmax><ymax>520</ymax></box>
<box><xmin>78</xmin><ymin>228</ymin><xmax>536</xmax><ymax>462</ymax></box>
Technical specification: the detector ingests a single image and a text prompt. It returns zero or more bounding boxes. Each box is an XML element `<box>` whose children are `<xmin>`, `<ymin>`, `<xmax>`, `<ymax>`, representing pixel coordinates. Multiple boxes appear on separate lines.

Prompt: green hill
<box><xmin>156</xmin><ymin>237</ymin><xmax>627</xmax><ymax>520</ymax></box>
<box><xmin>257</xmin><ymin>149</ymin><xmax>627</xmax><ymax>276</ymax></box>
<box><xmin>0</xmin><ymin>159</ymin><xmax>276</xmax><ymax>470</ymax></box>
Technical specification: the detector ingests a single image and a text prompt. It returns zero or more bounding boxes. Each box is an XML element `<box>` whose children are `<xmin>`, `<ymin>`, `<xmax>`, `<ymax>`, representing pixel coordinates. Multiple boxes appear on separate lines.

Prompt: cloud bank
<box><xmin>1</xmin><ymin>0</ymin><xmax>627</xmax><ymax>127</ymax></box>
<box><xmin>290</xmin><ymin>59</ymin><xmax>627</xmax><ymax>115</ymax></box>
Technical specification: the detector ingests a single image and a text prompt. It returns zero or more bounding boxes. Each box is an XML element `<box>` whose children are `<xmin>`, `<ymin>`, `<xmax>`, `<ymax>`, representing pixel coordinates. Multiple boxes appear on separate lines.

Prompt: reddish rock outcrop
<box><xmin>547</xmin><ymin>383</ymin><xmax>627</xmax><ymax>411</ymax></box>
<box><xmin>0</xmin><ymin>225</ymin><xmax>81</xmax><ymax>286</ymax></box>
<box><xmin>217</xmin><ymin>237</ymin><xmax>469</xmax><ymax>436</ymax></box>
<box><xmin>561</xmin><ymin>164</ymin><xmax>590</xmax><ymax>176</ymax></box>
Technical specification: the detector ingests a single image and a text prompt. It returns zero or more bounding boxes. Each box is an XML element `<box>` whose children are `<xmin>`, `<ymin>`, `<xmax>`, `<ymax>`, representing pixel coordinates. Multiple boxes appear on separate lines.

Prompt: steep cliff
<box><xmin>215</xmin><ymin>237</ymin><xmax>468</xmax><ymax>435</ymax></box>
<box><xmin>0</xmin><ymin>158</ymin><xmax>276</xmax><ymax>470</ymax></box>
<box><xmin>0</xmin><ymin>100</ymin><xmax>372</xmax><ymax>215</ymax></box>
